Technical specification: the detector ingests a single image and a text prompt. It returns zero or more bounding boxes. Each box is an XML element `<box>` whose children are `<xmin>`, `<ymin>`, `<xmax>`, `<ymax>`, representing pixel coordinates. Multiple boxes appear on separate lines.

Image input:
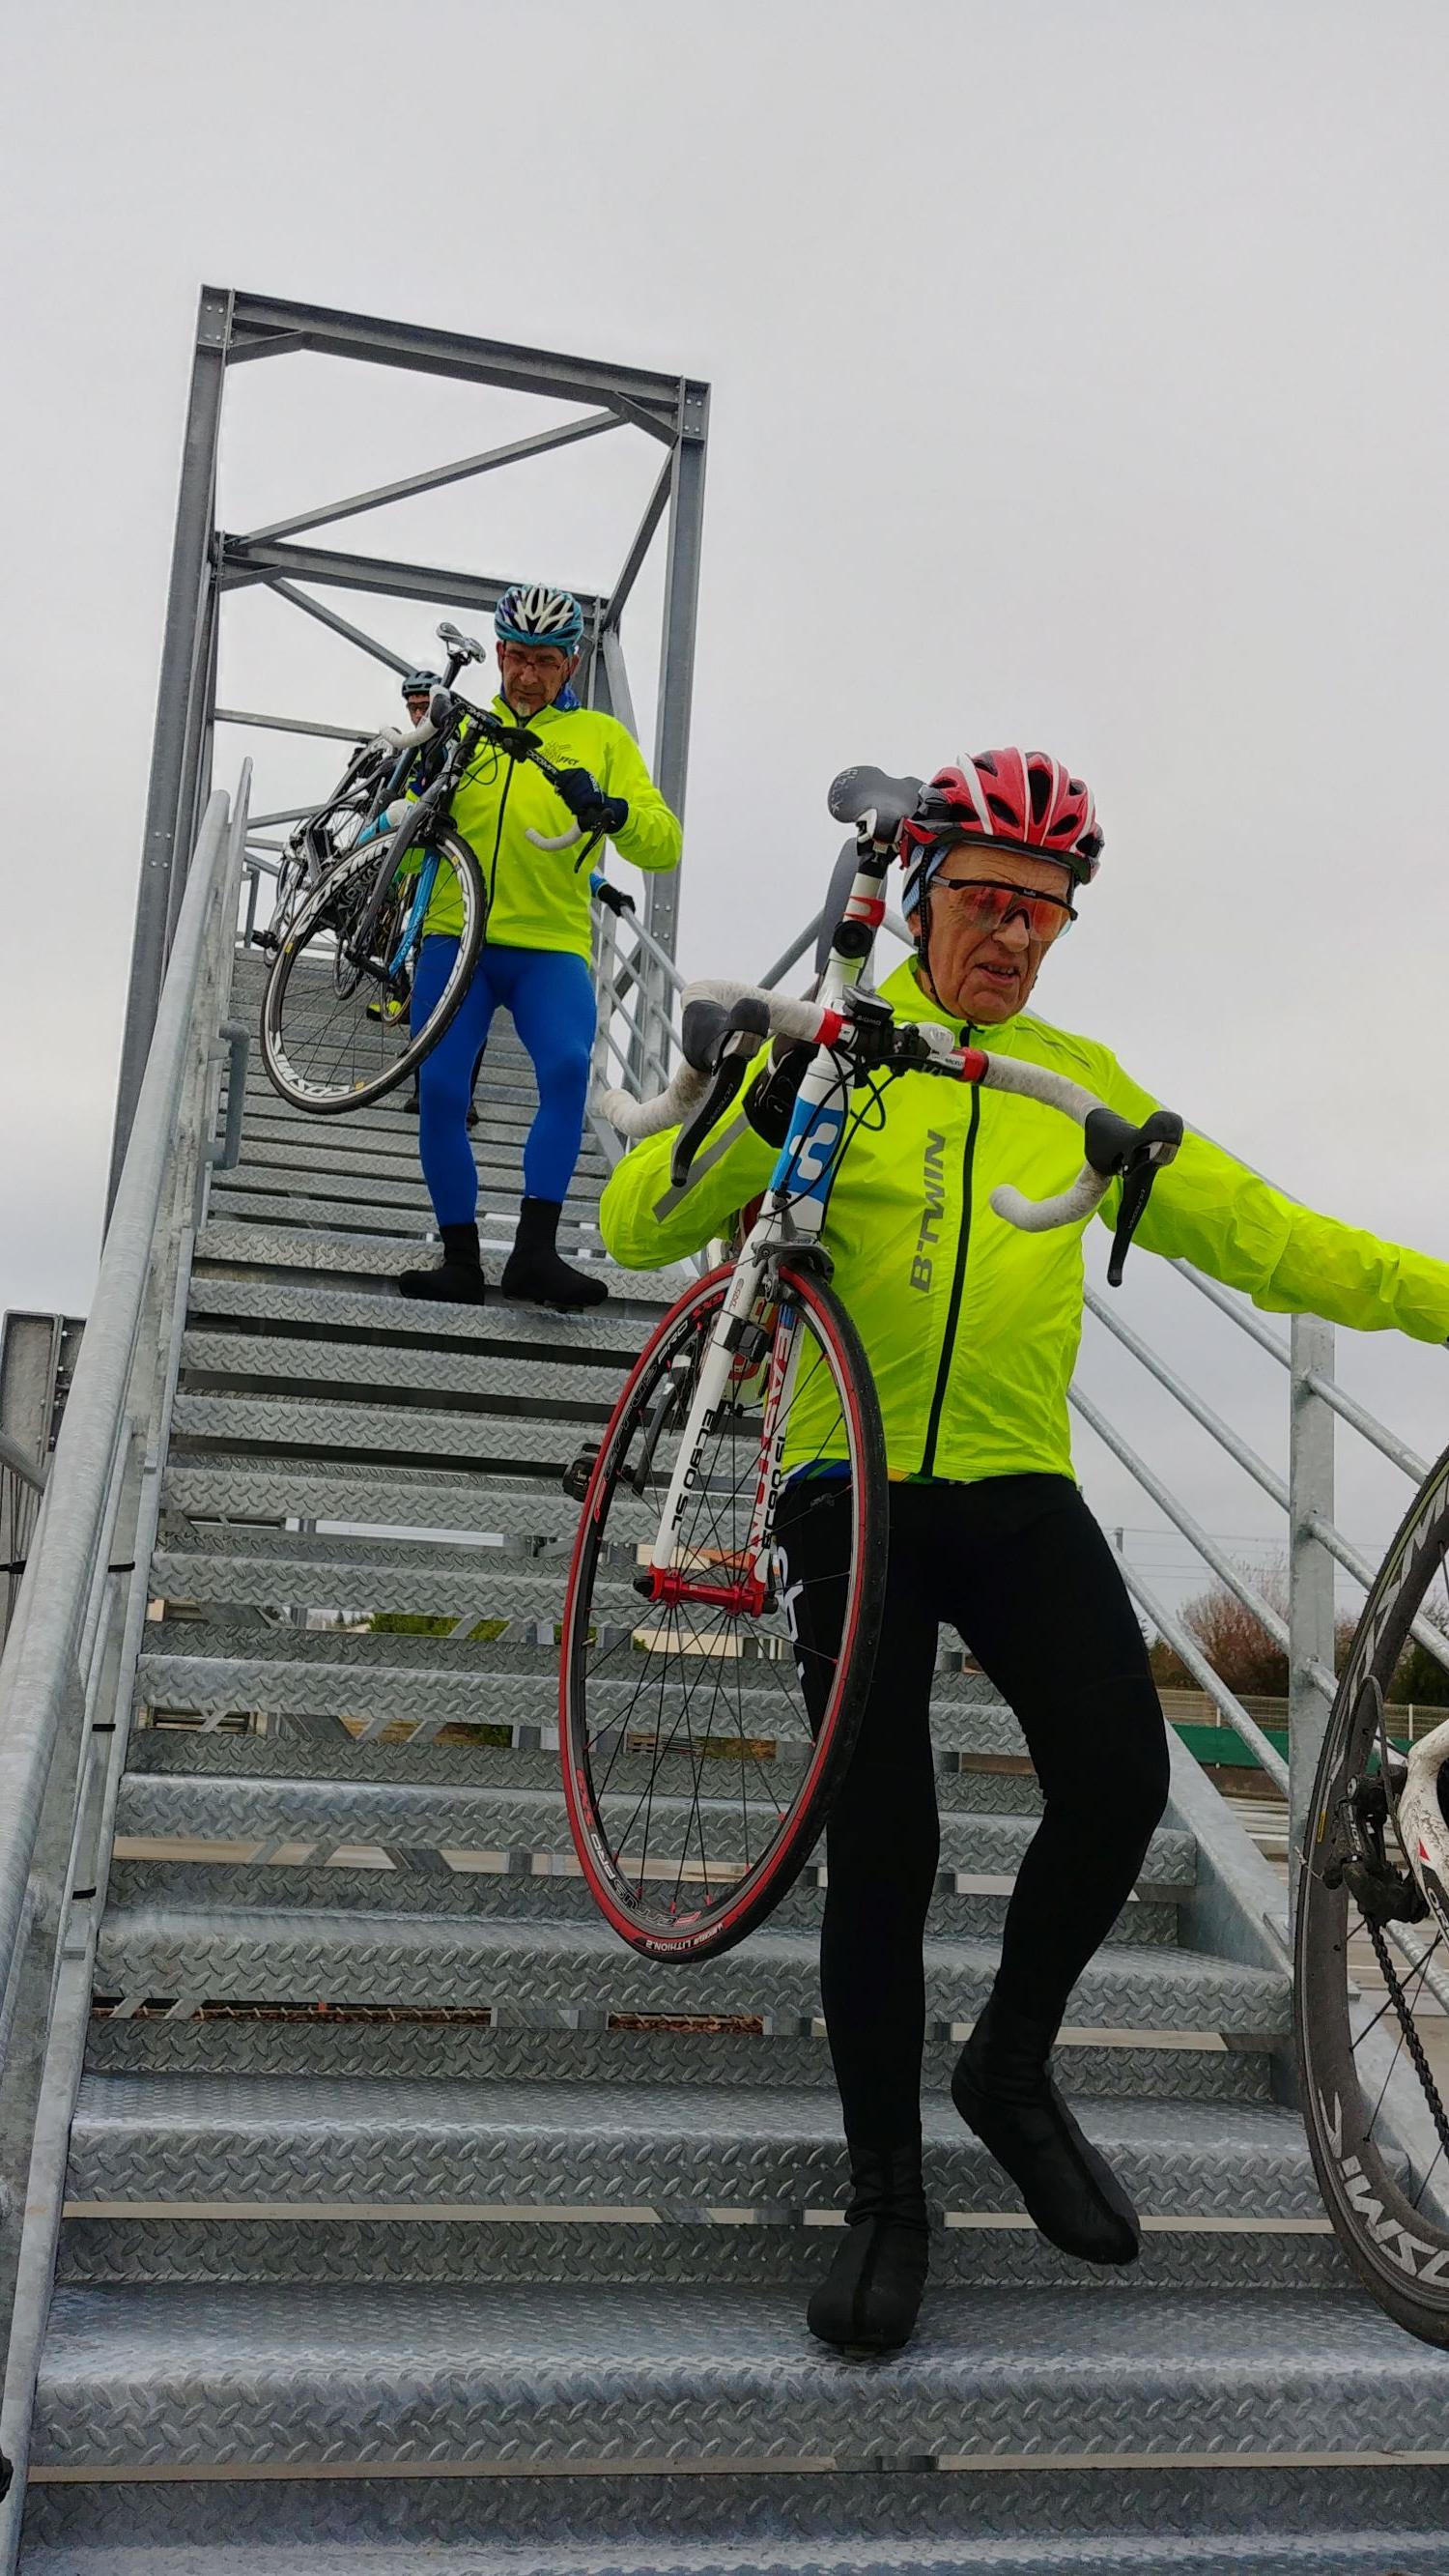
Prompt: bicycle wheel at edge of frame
<box><xmin>1294</xmin><ymin>1428</ymin><xmax>1449</xmax><ymax>2344</ymax></box>
<box><xmin>557</xmin><ymin>1254</ymin><xmax>889</xmax><ymax>1962</ymax></box>
<box><xmin>258</xmin><ymin>825</ymin><xmax>487</xmax><ymax>1115</ymax></box>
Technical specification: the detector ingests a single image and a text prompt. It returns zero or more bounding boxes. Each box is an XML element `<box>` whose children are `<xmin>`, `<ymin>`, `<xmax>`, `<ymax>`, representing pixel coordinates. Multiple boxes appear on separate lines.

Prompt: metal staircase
<box><xmin>11</xmin><ymin>929</ymin><xmax>1449</xmax><ymax>2571</ymax></box>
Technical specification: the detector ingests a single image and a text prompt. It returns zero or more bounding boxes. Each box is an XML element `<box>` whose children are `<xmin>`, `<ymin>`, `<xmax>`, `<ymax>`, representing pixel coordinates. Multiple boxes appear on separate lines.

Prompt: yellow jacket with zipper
<box><xmin>406</xmin><ymin>695</ymin><xmax>681</xmax><ymax>958</ymax></box>
<box><xmin>599</xmin><ymin>955</ymin><xmax>1449</xmax><ymax>1485</ymax></box>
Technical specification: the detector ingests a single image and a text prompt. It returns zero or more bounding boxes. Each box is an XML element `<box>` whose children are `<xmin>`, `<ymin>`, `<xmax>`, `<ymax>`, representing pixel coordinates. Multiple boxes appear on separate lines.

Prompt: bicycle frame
<box><xmin>642</xmin><ymin>845</ymin><xmax>894</xmax><ymax>1602</ymax></box>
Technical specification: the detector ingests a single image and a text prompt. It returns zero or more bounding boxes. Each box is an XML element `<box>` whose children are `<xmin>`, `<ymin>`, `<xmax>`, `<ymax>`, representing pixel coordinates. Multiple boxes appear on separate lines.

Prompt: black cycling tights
<box><xmin>776</xmin><ymin>1474</ymin><xmax>1171</xmax><ymax>2149</ymax></box>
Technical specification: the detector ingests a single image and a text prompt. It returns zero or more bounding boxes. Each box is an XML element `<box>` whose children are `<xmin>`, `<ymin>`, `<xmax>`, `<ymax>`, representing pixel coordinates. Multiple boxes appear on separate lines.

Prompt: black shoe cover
<box><xmin>806</xmin><ymin>2144</ymin><xmax>929</xmax><ymax>2357</ymax></box>
<box><xmin>952</xmin><ymin>1998</ymin><xmax>1140</xmax><ymax>2267</ymax></box>
<box><xmin>501</xmin><ymin>1197</ymin><xmax>608</xmax><ymax>1310</ymax></box>
<box><xmin>399</xmin><ymin>1222</ymin><xmax>488</xmax><ymax>1306</ymax></box>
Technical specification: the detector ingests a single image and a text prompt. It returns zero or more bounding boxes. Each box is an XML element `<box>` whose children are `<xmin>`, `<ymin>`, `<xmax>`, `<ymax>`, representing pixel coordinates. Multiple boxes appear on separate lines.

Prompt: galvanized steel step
<box><xmin>194</xmin><ymin>1218</ymin><xmax>687</xmax><ymax>1304</ymax></box>
<box><xmin>92</xmin><ymin>1902</ymin><xmax>1288</xmax><ymax>2037</ymax></box>
<box><xmin>125</xmin><ymin>1721</ymin><xmax>1040</xmax><ymax>1818</ymax></box>
<box><xmin>59</xmin><ymin>2078</ymin><xmax>1338</xmax><ymax>2294</ymax></box>
<box><xmin>160</xmin><ymin>1457</ymin><xmax>649</xmax><ymax>1539</ymax></box>
<box><xmin>63</xmin><ymin>2075</ymin><xmax>1320</xmax><ymax>2224</ymax></box>
<box><xmin>113</xmin><ymin>1771</ymin><xmax>1191</xmax><ymax>1890</ymax></box>
<box><xmin>208</xmin><ymin>1183</ymin><xmax>605</xmax><ymax>1243</ymax></box>
<box><xmin>168</xmin><ymin>1389</ymin><xmax>611</xmax><ymax>1472</ymax></box>
<box><xmin>110</xmin><ymin>1773</ymin><xmax>1193</xmax><ymax>1941</ymax></box>
<box><xmin>176</xmin><ymin>1332</ymin><xmax>630</xmax><ymax>1414</ymax></box>
<box><xmin>232</xmin><ymin>1133</ymin><xmax>604</xmax><ymax>1200</ymax></box>
<box><xmin>82</xmin><ymin>2006</ymin><xmax>1278</xmax><ymax>2105</ymax></box>
<box><xmin>31</xmin><ymin>2283</ymin><xmax>1449</xmax><ymax>2476</ymax></box>
<box><xmin>184</xmin><ymin>1275</ymin><xmax>645</xmax><ymax>1354</ymax></box>
<box><xmin>25</xmin><ymin>2457</ymin><xmax>1449</xmax><ymax>2568</ymax></box>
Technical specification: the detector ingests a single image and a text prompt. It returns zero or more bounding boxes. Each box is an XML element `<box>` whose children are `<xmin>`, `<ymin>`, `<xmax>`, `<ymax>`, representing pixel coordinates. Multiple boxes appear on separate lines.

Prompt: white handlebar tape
<box><xmin>990</xmin><ymin>1168</ymin><xmax>1113</xmax><ymax>1232</ymax></box>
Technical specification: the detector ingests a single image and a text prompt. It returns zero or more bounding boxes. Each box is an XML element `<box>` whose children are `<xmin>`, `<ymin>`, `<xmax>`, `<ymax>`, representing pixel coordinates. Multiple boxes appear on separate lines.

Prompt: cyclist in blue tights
<box><xmin>397</xmin><ymin>584</ymin><xmax>681</xmax><ymax>1310</ymax></box>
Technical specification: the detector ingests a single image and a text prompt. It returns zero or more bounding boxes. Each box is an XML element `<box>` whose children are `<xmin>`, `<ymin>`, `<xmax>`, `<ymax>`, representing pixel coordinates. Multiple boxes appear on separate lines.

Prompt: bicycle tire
<box><xmin>1295</xmin><ymin>1433</ymin><xmax>1449</xmax><ymax>2344</ymax></box>
<box><xmin>259</xmin><ymin>825</ymin><xmax>486</xmax><ymax>1114</ymax></box>
<box><xmin>558</xmin><ymin>1257</ymin><xmax>888</xmax><ymax>1961</ymax></box>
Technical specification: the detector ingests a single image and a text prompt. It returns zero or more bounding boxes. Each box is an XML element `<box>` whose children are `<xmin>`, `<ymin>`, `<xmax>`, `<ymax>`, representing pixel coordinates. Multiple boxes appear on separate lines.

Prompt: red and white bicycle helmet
<box><xmin>899</xmin><ymin>750</ymin><xmax>1103</xmax><ymax>920</ymax></box>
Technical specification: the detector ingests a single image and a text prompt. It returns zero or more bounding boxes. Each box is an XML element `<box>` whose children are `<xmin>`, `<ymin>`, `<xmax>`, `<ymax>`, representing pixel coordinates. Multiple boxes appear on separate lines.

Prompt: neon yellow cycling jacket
<box><xmin>599</xmin><ymin>954</ymin><xmax>1449</xmax><ymax>1486</ymax></box>
<box><xmin>407</xmin><ymin>696</ymin><xmax>681</xmax><ymax>959</ymax></box>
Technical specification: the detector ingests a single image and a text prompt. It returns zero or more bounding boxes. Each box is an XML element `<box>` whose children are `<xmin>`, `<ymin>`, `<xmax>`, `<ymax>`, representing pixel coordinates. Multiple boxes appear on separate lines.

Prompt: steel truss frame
<box><xmin>110</xmin><ymin>285</ymin><xmax>709</xmax><ymax>1198</ymax></box>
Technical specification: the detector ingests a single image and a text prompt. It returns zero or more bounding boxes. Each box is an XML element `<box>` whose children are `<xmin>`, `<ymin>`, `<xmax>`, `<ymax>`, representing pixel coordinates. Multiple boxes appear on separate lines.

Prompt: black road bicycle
<box><xmin>259</xmin><ymin>643</ymin><xmax>607</xmax><ymax>1115</ymax></box>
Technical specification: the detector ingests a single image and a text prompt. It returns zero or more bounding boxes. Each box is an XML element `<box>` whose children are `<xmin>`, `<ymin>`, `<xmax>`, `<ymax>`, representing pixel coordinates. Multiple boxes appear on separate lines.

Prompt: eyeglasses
<box><xmin>931</xmin><ymin>876</ymin><xmax>1077</xmax><ymax>945</ymax></box>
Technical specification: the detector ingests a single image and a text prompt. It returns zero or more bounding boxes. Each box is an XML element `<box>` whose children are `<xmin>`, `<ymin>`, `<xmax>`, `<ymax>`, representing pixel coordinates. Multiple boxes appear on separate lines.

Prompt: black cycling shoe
<box><xmin>398</xmin><ymin>1221</ymin><xmax>488</xmax><ymax>1306</ymax></box>
<box><xmin>952</xmin><ymin>1995</ymin><xmax>1140</xmax><ymax>2267</ymax></box>
<box><xmin>467</xmin><ymin>1102</ymin><xmax>479</xmax><ymax>1131</ymax></box>
<box><xmin>501</xmin><ymin>1197</ymin><xmax>608</xmax><ymax>1310</ymax></box>
<box><xmin>806</xmin><ymin>2142</ymin><xmax>930</xmax><ymax>2357</ymax></box>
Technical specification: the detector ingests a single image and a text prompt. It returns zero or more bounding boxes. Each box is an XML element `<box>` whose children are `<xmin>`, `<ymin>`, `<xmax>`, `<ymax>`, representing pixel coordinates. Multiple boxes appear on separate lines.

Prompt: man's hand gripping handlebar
<box><xmin>598</xmin><ymin>984</ymin><xmax>1184</xmax><ymax>1282</ymax></box>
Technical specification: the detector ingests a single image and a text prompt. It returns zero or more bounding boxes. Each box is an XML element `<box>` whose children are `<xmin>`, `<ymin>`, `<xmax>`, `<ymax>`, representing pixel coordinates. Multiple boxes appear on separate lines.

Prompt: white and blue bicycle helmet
<box><xmin>495</xmin><ymin>584</ymin><xmax>584</xmax><ymax>652</ymax></box>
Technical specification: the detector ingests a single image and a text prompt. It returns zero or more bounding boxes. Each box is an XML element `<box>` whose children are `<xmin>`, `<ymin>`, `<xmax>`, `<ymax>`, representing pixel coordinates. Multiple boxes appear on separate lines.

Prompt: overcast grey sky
<box><xmin>3</xmin><ymin>0</ymin><xmax>1448</xmax><ymax>1608</ymax></box>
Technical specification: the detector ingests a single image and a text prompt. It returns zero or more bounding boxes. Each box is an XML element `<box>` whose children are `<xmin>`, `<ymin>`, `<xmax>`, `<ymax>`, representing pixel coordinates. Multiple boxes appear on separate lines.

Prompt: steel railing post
<box><xmin>1289</xmin><ymin>1312</ymin><xmax>1338</xmax><ymax>1912</ymax></box>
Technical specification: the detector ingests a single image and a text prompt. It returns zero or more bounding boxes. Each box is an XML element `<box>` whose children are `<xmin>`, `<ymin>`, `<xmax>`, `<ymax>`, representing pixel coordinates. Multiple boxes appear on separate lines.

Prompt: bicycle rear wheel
<box><xmin>559</xmin><ymin>1257</ymin><xmax>888</xmax><ymax>1961</ymax></box>
<box><xmin>1295</xmin><ymin>1436</ymin><xmax>1449</xmax><ymax>2343</ymax></box>
<box><xmin>260</xmin><ymin>827</ymin><xmax>485</xmax><ymax>1113</ymax></box>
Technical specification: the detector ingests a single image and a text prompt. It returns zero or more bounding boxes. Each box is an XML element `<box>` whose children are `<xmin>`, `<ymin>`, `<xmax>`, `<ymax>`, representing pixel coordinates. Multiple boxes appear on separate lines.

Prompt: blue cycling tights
<box><xmin>412</xmin><ymin>937</ymin><xmax>596</xmax><ymax>1225</ymax></box>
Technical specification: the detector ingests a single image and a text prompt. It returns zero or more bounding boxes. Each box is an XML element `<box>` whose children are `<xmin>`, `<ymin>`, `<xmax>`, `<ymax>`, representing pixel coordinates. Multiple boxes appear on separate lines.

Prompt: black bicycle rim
<box><xmin>260</xmin><ymin>828</ymin><xmax>485</xmax><ymax>1113</ymax></box>
<box><xmin>1295</xmin><ymin>1435</ymin><xmax>1449</xmax><ymax>2341</ymax></box>
<box><xmin>559</xmin><ymin>1261</ymin><xmax>888</xmax><ymax>1961</ymax></box>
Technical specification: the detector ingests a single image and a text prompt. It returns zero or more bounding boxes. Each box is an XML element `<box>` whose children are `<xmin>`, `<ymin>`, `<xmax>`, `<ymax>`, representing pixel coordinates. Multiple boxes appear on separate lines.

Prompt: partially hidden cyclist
<box><xmin>598</xmin><ymin>748</ymin><xmax>1449</xmax><ymax>2356</ymax></box>
<box><xmin>398</xmin><ymin>585</ymin><xmax>681</xmax><ymax>1309</ymax></box>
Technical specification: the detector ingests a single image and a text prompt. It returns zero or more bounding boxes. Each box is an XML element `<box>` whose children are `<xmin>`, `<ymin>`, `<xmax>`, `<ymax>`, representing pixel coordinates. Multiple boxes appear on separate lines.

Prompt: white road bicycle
<box><xmin>556</xmin><ymin>767</ymin><xmax>1182</xmax><ymax>1964</ymax></box>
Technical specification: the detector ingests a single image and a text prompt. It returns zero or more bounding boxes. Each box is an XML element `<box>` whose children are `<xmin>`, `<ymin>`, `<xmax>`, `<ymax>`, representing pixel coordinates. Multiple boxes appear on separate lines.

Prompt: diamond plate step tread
<box><xmin>177</xmin><ymin>1333</ymin><xmax>629</xmax><ymax>1410</ymax></box>
<box><xmin>213</xmin><ymin>1162</ymin><xmax>605</xmax><ymax>1225</ymax></box>
<box><xmin>111</xmin><ymin>1774</ymin><xmax>1197</xmax><ymax>1894</ymax></box>
<box><xmin>32</xmin><ymin>2284</ymin><xmax>1449</xmax><ymax>2474</ymax></box>
<box><xmin>231</xmin><ymin>1135</ymin><xmax>604</xmax><ymax>1201</ymax></box>
<box><xmin>134</xmin><ymin>1648</ymin><xmax>1044</xmax><ymax>1749</ymax></box>
<box><xmin>159</xmin><ymin>1459</ymin><xmax>652</xmax><ymax>1538</ymax></box>
<box><xmin>64</xmin><ymin>2076</ymin><xmax>1324</xmax><ymax>2221</ymax></box>
<box><xmin>208</xmin><ymin>1185</ymin><xmax>605</xmax><ymax>1243</ymax></box>
<box><xmin>136</xmin><ymin>1621</ymin><xmax>994</xmax><ymax>1697</ymax></box>
<box><xmin>58</xmin><ymin>2209</ymin><xmax>1349</xmax><ymax>2298</ymax></box>
<box><xmin>106</xmin><ymin>1858</ymin><xmax>1179</xmax><ymax>1949</ymax></box>
<box><xmin>239</xmin><ymin>1084</ymin><xmax>609</xmax><ymax>1142</ymax></box>
<box><xmin>23</xmin><ymin>2458</ymin><xmax>1449</xmax><ymax>2562</ymax></box>
<box><xmin>194</xmin><ymin>1220</ymin><xmax>686</xmax><ymax>1303</ymax></box>
<box><xmin>92</xmin><ymin>1903</ymin><xmax>1289</xmax><ymax>2035</ymax></box>
<box><xmin>83</xmin><ymin>2015</ymin><xmax>1274</xmax><ymax>2104</ymax></box>
<box><xmin>184</xmin><ymin>1275</ymin><xmax>646</xmax><ymax>1352</ymax></box>
<box><xmin>19</xmin><ymin>2538</ymin><xmax>1449</xmax><ymax>2576</ymax></box>
<box><xmin>124</xmin><ymin>1728</ymin><xmax>1037</xmax><ymax>1820</ymax></box>
<box><xmin>148</xmin><ymin>1548</ymin><xmax>641</xmax><ymax>1621</ymax></box>
<box><xmin>169</xmin><ymin>1390</ymin><xmax>611</xmax><ymax>1467</ymax></box>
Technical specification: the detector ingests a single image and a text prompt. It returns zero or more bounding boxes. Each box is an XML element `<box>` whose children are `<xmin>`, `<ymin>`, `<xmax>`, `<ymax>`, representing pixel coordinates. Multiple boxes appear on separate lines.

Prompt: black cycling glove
<box><xmin>743</xmin><ymin>1044</ymin><xmax>813</xmax><ymax>1146</ymax></box>
<box><xmin>593</xmin><ymin>878</ymin><xmax>636</xmax><ymax>918</ymax></box>
<box><xmin>555</xmin><ymin>767</ymin><xmax>629</xmax><ymax>836</ymax></box>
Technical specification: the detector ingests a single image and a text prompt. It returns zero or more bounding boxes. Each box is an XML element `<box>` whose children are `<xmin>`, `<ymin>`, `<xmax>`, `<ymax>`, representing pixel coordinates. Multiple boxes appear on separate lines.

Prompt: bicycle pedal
<box><xmin>561</xmin><ymin>1443</ymin><xmax>601</xmax><ymax>1502</ymax></box>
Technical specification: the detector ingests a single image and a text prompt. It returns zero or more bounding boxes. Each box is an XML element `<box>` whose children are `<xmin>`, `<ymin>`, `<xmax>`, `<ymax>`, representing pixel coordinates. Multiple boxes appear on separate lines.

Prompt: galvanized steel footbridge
<box><xmin>4</xmin><ymin>290</ymin><xmax>1449</xmax><ymax>2573</ymax></box>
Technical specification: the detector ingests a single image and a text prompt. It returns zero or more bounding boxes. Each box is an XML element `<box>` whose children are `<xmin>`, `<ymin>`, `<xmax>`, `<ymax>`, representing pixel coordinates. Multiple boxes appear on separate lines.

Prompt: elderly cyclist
<box><xmin>399</xmin><ymin>585</ymin><xmax>681</xmax><ymax>1310</ymax></box>
<box><xmin>597</xmin><ymin>748</ymin><xmax>1449</xmax><ymax>2356</ymax></box>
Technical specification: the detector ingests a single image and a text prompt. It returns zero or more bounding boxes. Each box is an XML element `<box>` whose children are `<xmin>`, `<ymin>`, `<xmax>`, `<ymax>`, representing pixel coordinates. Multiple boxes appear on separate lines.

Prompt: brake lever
<box><xmin>669</xmin><ymin>996</ymin><xmax>772</xmax><ymax>1188</ymax></box>
<box><xmin>1085</xmin><ymin>1106</ymin><xmax>1183</xmax><ymax>1285</ymax></box>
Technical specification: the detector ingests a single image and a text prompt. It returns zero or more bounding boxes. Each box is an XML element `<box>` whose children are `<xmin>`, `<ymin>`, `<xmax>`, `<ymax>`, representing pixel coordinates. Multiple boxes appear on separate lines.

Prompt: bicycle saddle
<box><xmin>827</xmin><ymin>765</ymin><xmax>923</xmax><ymax>844</ymax></box>
<box><xmin>436</xmin><ymin>618</ymin><xmax>487</xmax><ymax>661</ymax></box>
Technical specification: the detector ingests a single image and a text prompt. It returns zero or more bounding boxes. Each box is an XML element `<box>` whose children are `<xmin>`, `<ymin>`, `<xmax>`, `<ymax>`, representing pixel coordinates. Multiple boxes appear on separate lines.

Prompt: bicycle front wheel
<box><xmin>1295</xmin><ymin>1436</ymin><xmax>1449</xmax><ymax>2344</ymax></box>
<box><xmin>260</xmin><ymin>827</ymin><xmax>485</xmax><ymax>1113</ymax></box>
<box><xmin>559</xmin><ymin>1257</ymin><xmax>888</xmax><ymax>1961</ymax></box>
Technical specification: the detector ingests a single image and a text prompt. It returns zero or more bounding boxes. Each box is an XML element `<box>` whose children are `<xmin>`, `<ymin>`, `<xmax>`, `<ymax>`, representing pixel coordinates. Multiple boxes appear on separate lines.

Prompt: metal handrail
<box><xmin>0</xmin><ymin>1434</ymin><xmax>44</xmax><ymax>1498</ymax></box>
<box><xmin>0</xmin><ymin>775</ymin><xmax>249</xmax><ymax>2542</ymax></box>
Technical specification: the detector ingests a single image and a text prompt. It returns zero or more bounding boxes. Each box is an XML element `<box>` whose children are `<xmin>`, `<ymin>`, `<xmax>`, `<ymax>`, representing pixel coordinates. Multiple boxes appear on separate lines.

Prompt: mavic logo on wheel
<box><xmin>1318</xmin><ymin>2085</ymin><xmax>1449</xmax><ymax>2280</ymax></box>
<box><xmin>911</xmin><ymin>1131</ymin><xmax>948</xmax><ymax>1293</ymax></box>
